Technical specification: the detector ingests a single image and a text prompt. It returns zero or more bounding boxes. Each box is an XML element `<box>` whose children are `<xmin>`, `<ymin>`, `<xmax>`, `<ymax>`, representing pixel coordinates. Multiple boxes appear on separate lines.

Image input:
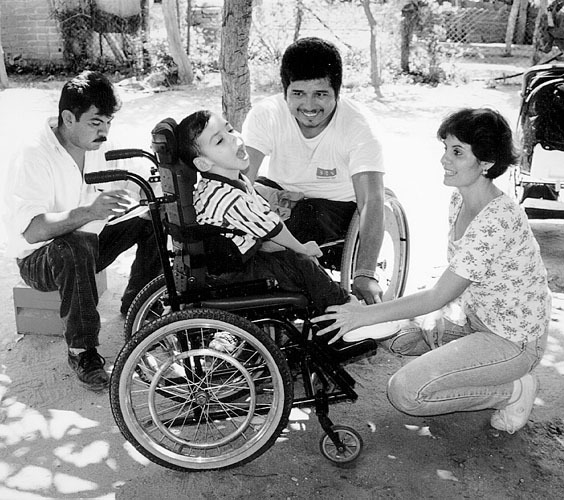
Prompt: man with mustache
<box><xmin>3</xmin><ymin>71</ymin><xmax>160</xmax><ymax>391</ymax></box>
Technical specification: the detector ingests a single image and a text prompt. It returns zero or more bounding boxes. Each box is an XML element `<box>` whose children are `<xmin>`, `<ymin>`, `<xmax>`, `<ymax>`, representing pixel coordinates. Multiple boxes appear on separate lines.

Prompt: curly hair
<box><xmin>280</xmin><ymin>37</ymin><xmax>342</xmax><ymax>97</ymax></box>
<box><xmin>437</xmin><ymin>108</ymin><xmax>518</xmax><ymax>179</ymax></box>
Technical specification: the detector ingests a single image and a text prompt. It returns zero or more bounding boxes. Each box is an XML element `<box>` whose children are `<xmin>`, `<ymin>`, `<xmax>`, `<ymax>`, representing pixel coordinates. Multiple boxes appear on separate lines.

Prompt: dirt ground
<box><xmin>1</xmin><ymin>61</ymin><xmax>564</xmax><ymax>500</ymax></box>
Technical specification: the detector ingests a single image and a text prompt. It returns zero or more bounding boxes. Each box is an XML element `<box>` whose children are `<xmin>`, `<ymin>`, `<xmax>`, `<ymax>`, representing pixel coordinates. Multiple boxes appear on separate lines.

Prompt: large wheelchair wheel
<box><xmin>124</xmin><ymin>274</ymin><xmax>170</xmax><ymax>341</ymax></box>
<box><xmin>340</xmin><ymin>188</ymin><xmax>409</xmax><ymax>301</ymax></box>
<box><xmin>110</xmin><ymin>308</ymin><xmax>294</xmax><ymax>471</ymax></box>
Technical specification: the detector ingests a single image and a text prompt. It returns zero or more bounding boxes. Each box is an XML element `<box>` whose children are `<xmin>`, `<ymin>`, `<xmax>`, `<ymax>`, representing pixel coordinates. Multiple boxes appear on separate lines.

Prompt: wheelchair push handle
<box><xmin>84</xmin><ymin>170</ymin><xmax>129</xmax><ymax>184</ymax></box>
<box><xmin>105</xmin><ymin>148</ymin><xmax>147</xmax><ymax>161</ymax></box>
<box><xmin>85</xmin><ymin>148</ymin><xmax>160</xmax><ymax>204</ymax></box>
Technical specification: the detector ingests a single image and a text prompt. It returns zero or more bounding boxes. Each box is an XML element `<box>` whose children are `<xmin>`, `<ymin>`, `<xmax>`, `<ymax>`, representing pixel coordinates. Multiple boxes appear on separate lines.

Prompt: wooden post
<box><xmin>362</xmin><ymin>0</ymin><xmax>382</xmax><ymax>97</ymax></box>
<box><xmin>163</xmin><ymin>0</ymin><xmax>194</xmax><ymax>84</ymax></box>
<box><xmin>504</xmin><ymin>0</ymin><xmax>521</xmax><ymax>56</ymax></box>
<box><xmin>0</xmin><ymin>4</ymin><xmax>9</xmax><ymax>89</ymax></box>
<box><xmin>400</xmin><ymin>1</ymin><xmax>419</xmax><ymax>73</ymax></box>
<box><xmin>532</xmin><ymin>0</ymin><xmax>549</xmax><ymax>65</ymax></box>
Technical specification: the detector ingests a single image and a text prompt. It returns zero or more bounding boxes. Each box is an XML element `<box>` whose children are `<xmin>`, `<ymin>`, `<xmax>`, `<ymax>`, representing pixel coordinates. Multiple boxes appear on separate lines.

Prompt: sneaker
<box><xmin>490</xmin><ymin>373</ymin><xmax>538</xmax><ymax>434</ymax></box>
<box><xmin>68</xmin><ymin>348</ymin><xmax>109</xmax><ymax>392</ymax></box>
<box><xmin>209</xmin><ymin>332</ymin><xmax>238</xmax><ymax>354</ymax></box>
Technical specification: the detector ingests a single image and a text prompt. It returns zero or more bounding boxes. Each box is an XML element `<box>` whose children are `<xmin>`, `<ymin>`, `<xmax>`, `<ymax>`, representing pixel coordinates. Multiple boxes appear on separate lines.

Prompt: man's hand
<box><xmin>352</xmin><ymin>276</ymin><xmax>383</xmax><ymax>305</ymax></box>
<box><xmin>89</xmin><ymin>189</ymin><xmax>133</xmax><ymax>220</ymax></box>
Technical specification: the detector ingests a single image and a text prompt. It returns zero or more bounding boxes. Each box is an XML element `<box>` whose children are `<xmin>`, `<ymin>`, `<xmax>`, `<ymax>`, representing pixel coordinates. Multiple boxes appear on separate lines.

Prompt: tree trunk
<box><xmin>294</xmin><ymin>0</ymin><xmax>303</xmax><ymax>42</ymax></box>
<box><xmin>504</xmin><ymin>0</ymin><xmax>521</xmax><ymax>56</ymax></box>
<box><xmin>186</xmin><ymin>0</ymin><xmax>192</xmax><ymax>55</ymax></box>
<box><xmin>532</xmin><ymin>0</ymin><xmax>549</xmax><ymax>65</ymax></box>
<box><xmin>140</xmin><ymin>0</ymin><xmax>151</xmax><ymax>71</ymax></box>
<box><xmin>515</xmin><ymin>0</ymin><xmax>528</xmax><ymax>44</ymax></box>
<box><xmin>163</xmin><ymin>0</ymin><xmax>194</xmax><ymax>84</ymax></box>
<box><xmin>0</xmin><ymin>8</ymin><xmax>8</xmax><ymax>89</ymax></box>
<box><xmin>220</xmin><ymin>0</ymin><xmax>253</xmax><ymax>130</ymax></box>
<box><xmin>361</xmin><ymin>0</ymin><xmax>382</xmax><ymax>97</ymax></box>
<box><xmin>400</xmin><ymin>1</ymin><xmax>418</xmax><ymax>73</ymax></box>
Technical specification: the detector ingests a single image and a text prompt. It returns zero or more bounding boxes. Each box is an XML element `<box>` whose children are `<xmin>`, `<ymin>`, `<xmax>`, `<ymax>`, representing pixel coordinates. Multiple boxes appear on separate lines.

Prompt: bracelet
<box><xmin>353</xmin><ymin>269</ymin><xmax>379</xmax><ymax>282</ymax></box>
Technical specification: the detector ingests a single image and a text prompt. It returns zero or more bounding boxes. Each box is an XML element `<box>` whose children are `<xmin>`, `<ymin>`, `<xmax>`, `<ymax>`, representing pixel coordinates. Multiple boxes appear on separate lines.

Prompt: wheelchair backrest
<box><xmin>151</xmin><ymin>118</ymin><xmax>207</xmax><ymax>292</ymax></box>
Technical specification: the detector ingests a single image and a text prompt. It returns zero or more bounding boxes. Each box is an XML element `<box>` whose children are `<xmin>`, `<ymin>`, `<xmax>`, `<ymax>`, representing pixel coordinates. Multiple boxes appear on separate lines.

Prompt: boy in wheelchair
<box><xmin>176</xmin><ymin>110</ymin><xmax>349</xmax><ymax>316</ymax></box>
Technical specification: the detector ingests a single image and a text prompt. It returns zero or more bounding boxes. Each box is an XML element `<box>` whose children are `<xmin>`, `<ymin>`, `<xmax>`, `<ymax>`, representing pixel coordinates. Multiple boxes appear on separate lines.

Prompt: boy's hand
<box><xmin>302</xmin><ymin>241</ymin><xmax>323</xmax><ymax>258</ymax></box>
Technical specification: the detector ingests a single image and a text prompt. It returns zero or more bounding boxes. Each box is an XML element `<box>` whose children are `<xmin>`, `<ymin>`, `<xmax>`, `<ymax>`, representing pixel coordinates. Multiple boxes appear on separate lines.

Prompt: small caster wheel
<box><xmin>319</xmin><ymin>425</ymin><xmax>363</xmax><ymax>463</ymax></box>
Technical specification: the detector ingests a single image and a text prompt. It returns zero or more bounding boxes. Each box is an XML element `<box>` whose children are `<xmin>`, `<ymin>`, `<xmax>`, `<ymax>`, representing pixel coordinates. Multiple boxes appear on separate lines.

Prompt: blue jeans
<box><xmin>386</xmin><ymin>311</ymin><xmax>547</xmax><ymax>416</ymax></box>
<box><xmin>17</xmin><ymin>218</ymin><xmax>161</xmax><ymax>349</ymax></box>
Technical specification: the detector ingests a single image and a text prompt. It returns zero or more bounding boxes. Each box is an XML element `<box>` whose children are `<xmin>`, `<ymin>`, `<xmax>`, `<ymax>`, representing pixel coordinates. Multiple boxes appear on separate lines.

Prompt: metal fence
<box><xmin>5</xmin><ymin>1</ymin><xmax>538</xmax><ymax>75</ymax></box>
<box><xmin>440</xmin><ymin>3</ymin><xmax>535</xmax><ymax>45</ymax></box>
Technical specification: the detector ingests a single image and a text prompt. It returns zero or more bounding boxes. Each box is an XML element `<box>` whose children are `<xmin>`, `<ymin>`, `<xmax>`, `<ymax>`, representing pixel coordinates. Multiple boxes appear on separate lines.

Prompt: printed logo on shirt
<box><xmin>316</xmin><ymin>167</ymin><xmax>337</xmax><ymax>179</ymax></box>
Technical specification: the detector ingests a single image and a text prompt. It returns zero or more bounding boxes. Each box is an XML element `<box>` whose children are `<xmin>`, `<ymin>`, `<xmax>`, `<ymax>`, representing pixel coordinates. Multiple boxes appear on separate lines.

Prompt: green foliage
<box><xmin>400</xmin><ymin>1</ymin><xmax>463</xmax><ymax>85</ymax></box>
<box><xmin>51</xmin><ymin>7</ymin><xmax>93</xmax><ymax>71</ymax></box>
<box><xmin>51</xmin><ymin>0</ymin><xmax>143</xmax><ymax>72</ymax></box>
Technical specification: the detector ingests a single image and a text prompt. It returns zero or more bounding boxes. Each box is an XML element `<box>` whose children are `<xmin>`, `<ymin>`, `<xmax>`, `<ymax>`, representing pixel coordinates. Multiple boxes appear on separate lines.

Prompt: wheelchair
<box><xmin>511</xmin><ymin>63</ymin><xmax>564</xmax><ymax>218</ymax></box>
<box><xmin>85</xmin><ymin>118</ymin><xmax>410</xmax><ymax>472</ymax></box>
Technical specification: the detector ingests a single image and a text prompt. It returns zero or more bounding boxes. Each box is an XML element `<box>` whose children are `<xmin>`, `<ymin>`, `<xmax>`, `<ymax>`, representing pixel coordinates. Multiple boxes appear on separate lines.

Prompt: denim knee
<box><xmin>387</xmin><ymin>368</ymin><xmax>422</xmax><ymax>415</ymax></box>
<box><xmin>52</xmin><ymin>232</ymin><xmax>97</xmax><ymax>265</ymax></box>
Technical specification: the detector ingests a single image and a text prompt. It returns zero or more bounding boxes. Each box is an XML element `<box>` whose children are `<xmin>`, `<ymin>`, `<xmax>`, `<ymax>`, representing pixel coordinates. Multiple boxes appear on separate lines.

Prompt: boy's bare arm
<box><xmin>269</xmin><ymin>224</ymin><xmax>322</xmax><ymax>258</ymax></box>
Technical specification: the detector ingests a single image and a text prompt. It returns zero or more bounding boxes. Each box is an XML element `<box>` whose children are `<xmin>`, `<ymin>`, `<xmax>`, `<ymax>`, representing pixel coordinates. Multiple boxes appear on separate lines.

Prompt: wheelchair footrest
<box><xmin>330</xmin><ymin>338</ymin><xmax>379</xmax><ymax>363</ymax></box>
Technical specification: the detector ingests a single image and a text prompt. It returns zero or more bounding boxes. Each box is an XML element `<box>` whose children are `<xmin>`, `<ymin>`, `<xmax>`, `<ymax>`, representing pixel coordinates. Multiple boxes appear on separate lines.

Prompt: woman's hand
<box><xmin>420</xmin><ymin>310</ymin><xmax>445</xmax><ymax>349</ymax></box>
<box><xmin>312</xmin><ymin>296</ymin><xmax>368</xmax><ymax>345</ymax></box>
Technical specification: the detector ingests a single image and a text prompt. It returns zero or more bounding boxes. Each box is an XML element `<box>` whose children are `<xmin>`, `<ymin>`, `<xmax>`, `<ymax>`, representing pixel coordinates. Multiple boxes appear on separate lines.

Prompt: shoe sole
<box><xmin>77</xmin><ymin>379</ymin><xmax>109</xmax><ymax>392</ymax></box>
<box><xmin>68</xmin><ymin>359</ymin><xmax>109</xmax><ymax>392</ymax></box>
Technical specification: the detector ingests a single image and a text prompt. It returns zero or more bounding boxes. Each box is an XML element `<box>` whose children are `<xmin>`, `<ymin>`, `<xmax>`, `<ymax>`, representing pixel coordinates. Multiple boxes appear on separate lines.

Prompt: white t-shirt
<box><xmin>448</xmin><ymin>191</ymin><xmax>551</xmax><ymax>343</ymax></box>
<box><xmin>2</xmin><ymin>118</ymin><xmax>147</xmax><ymax>259</ymax></box>
<box><xmin>242</xmin><ymin>94</ymin><xmax>384</xmax><ymax>202</ymax></box>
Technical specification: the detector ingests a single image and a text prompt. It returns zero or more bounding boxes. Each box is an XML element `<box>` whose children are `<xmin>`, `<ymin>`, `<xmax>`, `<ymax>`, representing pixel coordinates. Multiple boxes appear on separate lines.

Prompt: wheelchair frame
<box><xmin>85</xmin><ymin>118</ymin><xmax>409</xmax><ymax>471</ymax></box>
<box><xmin>511</xmin><ymin>63</ymin><xmax>564</xmax><ymax>218</ymax></box>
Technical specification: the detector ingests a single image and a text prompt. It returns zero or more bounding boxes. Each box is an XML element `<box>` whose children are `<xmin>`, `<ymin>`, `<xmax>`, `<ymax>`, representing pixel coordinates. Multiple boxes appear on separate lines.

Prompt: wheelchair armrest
<box><xmin>199</xmin><ymin>292</ymin><xmax>309</xmax><ymax>311</ymax></box>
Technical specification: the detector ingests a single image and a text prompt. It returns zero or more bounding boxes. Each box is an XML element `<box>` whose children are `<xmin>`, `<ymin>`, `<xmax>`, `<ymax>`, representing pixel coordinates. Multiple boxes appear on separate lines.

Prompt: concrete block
<box><xmin>13</xmin><ymin>271</ymin><xmax>107</xmax><ymax>336</ymax></box>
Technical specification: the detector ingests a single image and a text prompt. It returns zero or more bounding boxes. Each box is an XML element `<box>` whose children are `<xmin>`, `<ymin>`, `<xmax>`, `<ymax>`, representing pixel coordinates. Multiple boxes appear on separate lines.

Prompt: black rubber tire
<box><xmin>123</xmin><ymin>274</ymin><xmax>169</xmax><ymax>341</ymax></box>
<box><xmin>319</xmin><ymin>425</ymin><xmax>363</xmax><ymax>464</ymax></box>
<box><xmin>110</xmin><ymin>308</ymin><xmax>294</xmax><ymax>471</ymax></box>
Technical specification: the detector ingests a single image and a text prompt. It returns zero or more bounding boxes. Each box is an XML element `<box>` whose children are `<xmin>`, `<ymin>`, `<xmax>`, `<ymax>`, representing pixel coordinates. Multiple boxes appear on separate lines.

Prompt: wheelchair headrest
<box><xmin>151</xmin><ymin>118</ymin><xmax>179</xmax><ymax>165</ymax></box>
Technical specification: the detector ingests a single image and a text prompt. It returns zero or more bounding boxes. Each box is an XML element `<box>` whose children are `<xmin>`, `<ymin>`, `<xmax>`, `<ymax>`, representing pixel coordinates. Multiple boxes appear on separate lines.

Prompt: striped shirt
<box><xmin>194</xmin><ymin>172</ymin><xmax>283</xmax><ymax>255</ymax></box>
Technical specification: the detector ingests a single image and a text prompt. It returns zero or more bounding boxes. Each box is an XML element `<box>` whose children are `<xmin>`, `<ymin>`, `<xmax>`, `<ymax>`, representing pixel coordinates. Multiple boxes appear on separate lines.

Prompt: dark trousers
<box><xmin>17</xmin><ymin>217</ymin><xmax>161</xmax><ymax>349</ymax></box>
<box><xmin>256</xmin><ymin>177</ymin><xmax>356</xmax><ymax>244</ymax></box>
<box><xmin>220</xmin><ymin>250</ymin><xmax>349</xmax><ymax>314</ymax></box>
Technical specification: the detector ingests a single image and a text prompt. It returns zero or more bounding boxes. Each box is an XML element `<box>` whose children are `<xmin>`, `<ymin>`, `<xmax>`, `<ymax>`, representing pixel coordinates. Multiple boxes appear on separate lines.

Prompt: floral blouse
<box><xmin>448</xmin><ymin>191</ymin><xmax>551</xmax><ymax>343</ymax></box>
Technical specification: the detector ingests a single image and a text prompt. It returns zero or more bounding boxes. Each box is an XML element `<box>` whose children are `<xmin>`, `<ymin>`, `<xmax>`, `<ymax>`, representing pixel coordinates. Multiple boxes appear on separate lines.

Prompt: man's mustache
<box><xmin>94</xmin><ymin>136</ymin><xmax>107</xmax><ymax>143</ymax></box>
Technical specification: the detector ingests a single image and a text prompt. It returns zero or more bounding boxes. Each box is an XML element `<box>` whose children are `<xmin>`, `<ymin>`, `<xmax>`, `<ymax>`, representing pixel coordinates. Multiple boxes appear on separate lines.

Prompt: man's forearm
<box><xmin>23</xmin><ymin>206</ymin><xmax>97</xmax><ymax>244</ymax></box>
<box><xmin>355</xmin><ymin>202</ymin><xmax>385</xmax><ymax>274</ymax></box>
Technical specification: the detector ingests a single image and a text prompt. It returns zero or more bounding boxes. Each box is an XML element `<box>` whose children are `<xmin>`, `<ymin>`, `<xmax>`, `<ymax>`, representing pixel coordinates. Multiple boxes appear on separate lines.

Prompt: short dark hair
<box><xmin>437</xmin><ymin>108</ymin><xmax>518</xmax><ymax>179</ymax></box>
<box><xmin>177</xmin><ymin>110</ymin><xmax>212</xmax><ymax>168</ymax></box>
<box><xmin>58</xmin><ymin>71</ymin><xmax>121</xmax><ymax>126</ymax></box>
<box><xmin>280</xmin><ymin>37</ymin><xmax>342</xmax><ymax>97</ymax></box>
